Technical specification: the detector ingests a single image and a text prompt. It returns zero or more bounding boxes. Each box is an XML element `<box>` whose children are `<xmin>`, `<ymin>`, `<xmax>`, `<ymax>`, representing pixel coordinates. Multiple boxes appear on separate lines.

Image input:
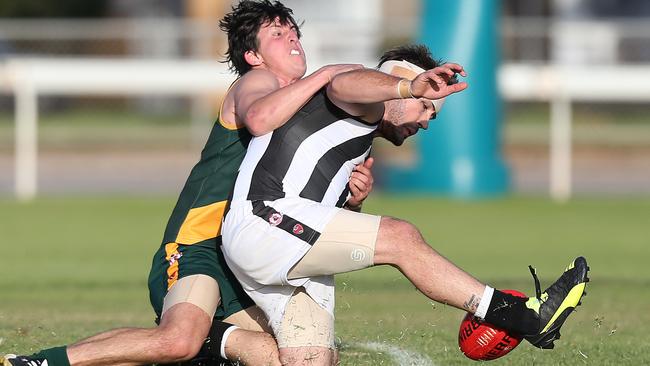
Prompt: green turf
<box><xmin>1</xmin><ymin>195</ymin><xmax>649</xmax><ymax>365</ymax></box>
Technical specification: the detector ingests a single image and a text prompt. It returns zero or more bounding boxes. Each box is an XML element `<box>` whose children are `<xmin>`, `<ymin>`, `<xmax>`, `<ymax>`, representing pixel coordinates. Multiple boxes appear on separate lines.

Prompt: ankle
<box><xmin>483</xmin><ymin>290</ymin><xmax>539</xmax><ymax>336</ymax></box>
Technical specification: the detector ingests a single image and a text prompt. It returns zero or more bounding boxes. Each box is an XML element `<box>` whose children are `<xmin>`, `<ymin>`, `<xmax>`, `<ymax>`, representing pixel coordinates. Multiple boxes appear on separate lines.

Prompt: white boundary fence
<box><xmin>0</xmin><ymin>58</ymin><xmax>236</xmax><ymax>201</ymax></box>
<box><xmin>2</xmin><ymin>59</ymin><xmax>650</xmax><ymax>201</ymax></box>
<box><xmin>500</xmin><ymin>64</ymin><xmax>650</xmax><ymax>201</ymax></box>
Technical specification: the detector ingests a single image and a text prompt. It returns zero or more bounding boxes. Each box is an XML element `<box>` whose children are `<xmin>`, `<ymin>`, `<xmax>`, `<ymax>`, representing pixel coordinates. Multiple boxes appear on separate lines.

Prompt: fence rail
<box><xmin>2</xmin><ymin>58</ymin><xmax>650</xmax><ymax>201</ymax></box>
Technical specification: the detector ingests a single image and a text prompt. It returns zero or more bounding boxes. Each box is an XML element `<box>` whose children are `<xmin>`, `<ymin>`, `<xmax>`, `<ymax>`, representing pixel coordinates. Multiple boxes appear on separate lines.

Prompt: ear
<box><xmin>244</xmin><ymin>50</ymin><xmax>263</xmax><ymax>67</ymax></box>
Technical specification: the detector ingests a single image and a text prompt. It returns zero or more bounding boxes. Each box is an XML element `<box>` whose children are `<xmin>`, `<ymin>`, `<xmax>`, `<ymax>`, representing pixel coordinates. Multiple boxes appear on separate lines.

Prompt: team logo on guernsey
<box><xmin>269</xmin><ymin>212</ymin><xmax>283</xmax><ymax>226</ymax></box>
<box><xmin>168</xmin><ymin>252</ymin><xmax>183</xmax><ymax>265</ymax></box>
<box><xmin>292</xmin><ymin>223</ymin><xmax>304</xmax><ymax>235</ymax></box>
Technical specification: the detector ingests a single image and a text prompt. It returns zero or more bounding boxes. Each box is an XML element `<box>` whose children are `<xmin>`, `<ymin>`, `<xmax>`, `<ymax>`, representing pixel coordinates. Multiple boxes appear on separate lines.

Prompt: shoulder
<box><xmin>236</xmin><ymin>69</ymin><xmax>280</xmax><ymax>90</ymax></box>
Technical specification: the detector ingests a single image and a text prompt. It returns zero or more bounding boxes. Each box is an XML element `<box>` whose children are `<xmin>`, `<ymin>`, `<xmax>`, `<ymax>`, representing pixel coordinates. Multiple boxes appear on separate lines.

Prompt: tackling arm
<box><xmin>234</xmin><ymin>65</ymin><xmax>362</xmax><ymax>136</ymax></box>
<box><xmin>326</xmin><ymin>69</ymin><xmax>397</xmax><ymax>122</ymax></box>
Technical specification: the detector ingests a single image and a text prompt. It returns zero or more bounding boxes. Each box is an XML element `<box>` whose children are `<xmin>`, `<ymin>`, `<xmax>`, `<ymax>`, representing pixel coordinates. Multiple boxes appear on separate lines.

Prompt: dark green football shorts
<box><xmin>147</xmin><ymin>237</ymin><xmax>254</xmax><ymax>320</ymax></box>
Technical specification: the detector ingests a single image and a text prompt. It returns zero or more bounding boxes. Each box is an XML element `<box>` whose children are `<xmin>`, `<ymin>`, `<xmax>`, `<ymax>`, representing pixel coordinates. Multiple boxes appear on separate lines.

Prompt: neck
<box><xmin>277</xmin><ymin>77</ymin><xmax>296</xmax><ymax>87</ymax></box>
<box><xmin>372</xmin><ymin>120</ymin><xmax>387</xmax><ymax>139</ymax></box>
<box><xmin>251</xmin><ymin>64</ymin><xmax>297</xmax><ymax>87</ymax></box>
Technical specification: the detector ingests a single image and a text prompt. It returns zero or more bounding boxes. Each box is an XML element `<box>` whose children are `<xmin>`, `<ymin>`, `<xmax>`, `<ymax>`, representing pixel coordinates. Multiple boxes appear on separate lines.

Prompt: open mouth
<box><xmin>290</xmin><ymin>49</ymin><xmax>300</xmax><ymax>55</ymax></box>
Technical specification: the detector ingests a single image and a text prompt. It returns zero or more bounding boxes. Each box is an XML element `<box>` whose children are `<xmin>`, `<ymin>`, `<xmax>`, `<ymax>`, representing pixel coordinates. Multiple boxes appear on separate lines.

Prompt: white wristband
<box><xmin>397</xmin><ymin>79</ymin><xmax>415</xmax><ymax>99</ymax></box>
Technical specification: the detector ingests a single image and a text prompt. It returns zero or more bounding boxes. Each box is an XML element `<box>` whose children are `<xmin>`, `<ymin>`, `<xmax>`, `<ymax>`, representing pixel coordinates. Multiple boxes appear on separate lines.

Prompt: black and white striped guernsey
<box><xmin>231</xmin><ymin>88</ymin><xmax>378</xmax><ymax>208</ymax></box>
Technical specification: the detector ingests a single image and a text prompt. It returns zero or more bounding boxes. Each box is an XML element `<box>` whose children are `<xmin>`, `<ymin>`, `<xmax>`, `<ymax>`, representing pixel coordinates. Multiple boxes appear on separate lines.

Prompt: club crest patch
<box><xmin>168</xmin><ymin>252</ymin><xmax>183</xmax><ymax>265</ymax></box>
<box><xmin>292</xmin><ymin>223</ymin><xmax>304</xmax><ymax>235</ymax></box>
<box><xmin>269</xmin><ymin>212</ymin><xmax>283</xmax><ymax>226</ymax></box>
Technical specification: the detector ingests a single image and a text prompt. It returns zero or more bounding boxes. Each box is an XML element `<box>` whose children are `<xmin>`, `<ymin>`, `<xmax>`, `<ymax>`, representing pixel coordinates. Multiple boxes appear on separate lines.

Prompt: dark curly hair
<box><xmin>219</xmin><ymin>0</ymin><xmax>301</xmax><ymax>76</ymax></box>
<box><xmin>377</xmin><ymin>44</ymin><xmax>439</xmax><ymax>70</ymax></box>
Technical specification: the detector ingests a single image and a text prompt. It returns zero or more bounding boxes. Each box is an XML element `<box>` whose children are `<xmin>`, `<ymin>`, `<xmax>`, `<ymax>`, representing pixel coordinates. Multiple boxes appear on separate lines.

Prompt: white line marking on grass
<box><xmin>356</xmin><ymin>341</ymin><xmax>436</xmax><ymax>366</ymax></box>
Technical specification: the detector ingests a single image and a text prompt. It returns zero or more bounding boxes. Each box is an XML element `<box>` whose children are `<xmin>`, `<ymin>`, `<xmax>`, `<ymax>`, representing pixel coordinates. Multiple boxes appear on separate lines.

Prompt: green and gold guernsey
<box><xmin>158</xmin><ymin>115</ymin><xmax>251</xmax><ymax>288</ymax></box>
<box><xmin>162</xmin><ymin>117</ymin><xmax>251</xmax><ymax>249</ymax></box>
<box><xmin>147</xmin><ymin>94</ymin><xmax>255</xmax><ymax>319</ymax></box>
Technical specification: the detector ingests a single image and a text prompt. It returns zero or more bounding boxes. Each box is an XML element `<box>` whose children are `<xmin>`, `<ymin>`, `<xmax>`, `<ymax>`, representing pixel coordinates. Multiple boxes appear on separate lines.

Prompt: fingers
<box><xmin>414</xmin><ymin>71</ymin><xmax>469</xmax><ymax>99</ymax></box>
<box><xmin>426</xmin><ymin>71</ymin><xmax>446</xmax><ymax>86</ymax></box>
<box><xmin>348</xmin><ymin>175</ymin><xmax>367</xmax><ymax>205</ymax></box>
<box><xmin>427</xmin><ymin>81</ymin><xmax>468</xmax><ymax>99</ymax></box>
<box><xmin>327</xmin><ymin>64</ymin><xmax>365</xmax><ymax>80</ymax></box>
<box><xmin>449</xmin><ymin>81</ymin><xmax>469</xmax><ymax>94</ymax></box>
<box><xmin>350</xmin><ymin>169</ymin><xmax>373</xmax><ymax>188</ymax></box>
<box><xmin>429</xmin><ymin>63</ymin><xmax>467</xmax><ymax>90</ymax></box>
<box><xmin>363</xmin><ymin>157</ymin><xmax>374</xmax><ymax>169</ymax></box>
<box><xmin>340</xmin><ymin>64</ymin><xmax>364</xmax><ymax>73</ymax></box>
<box><xmin>349</xmin><ymin>178</ymin><xmax>362</xmax><ymax>196</ymax></box>
<box><xmin>348</xmin><ymin>157</ymin><xmax>374</xmax><ymax>208</ymax></box>
<box><xmin>353</xmin><ymin>159</ymin><xmax>374</xmax><ymax>185</ymax></box>
<box><xmin>440</xmin><ymin>63</ymin><xmax>467</xmax><ymax>77</ymax></box>
<box><xmin>432</xmin><ymin>65</ymin><xmax>457</xmax><ymax>79</ymax></box>
<box><xmin>349</xmin><ymin>176</ymin><xmax>370</xmax><ymax>199</ymax></box>
<box><xmin>431</xmin><ymin>64</ymin><xmax>467</xmax><ymax>87</ymax></box>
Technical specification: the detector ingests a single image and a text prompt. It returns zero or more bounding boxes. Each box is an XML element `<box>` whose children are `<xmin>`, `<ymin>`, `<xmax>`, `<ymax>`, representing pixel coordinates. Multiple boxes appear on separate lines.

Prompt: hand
<box><xmin>321</xmin><ymin>63</ymin><xmax>365</xmax><ymax>82</ymax></box>
<box><xmin>410</xmin><ymin>63</ymin><xmax>468</xmax><ymax>100</ymax></box>
<box><xmin>346</xmin><ymin>157</ymin><xmax>374</xmax><ymax>211</ymax></box>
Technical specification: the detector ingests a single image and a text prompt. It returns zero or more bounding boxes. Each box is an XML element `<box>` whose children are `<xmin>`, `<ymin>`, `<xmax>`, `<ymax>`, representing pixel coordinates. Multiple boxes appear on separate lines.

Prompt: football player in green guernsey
<box><xmin>2</xmin><ymin>1</ymin><xmax>372</xmax><ymax>366</ymax></box>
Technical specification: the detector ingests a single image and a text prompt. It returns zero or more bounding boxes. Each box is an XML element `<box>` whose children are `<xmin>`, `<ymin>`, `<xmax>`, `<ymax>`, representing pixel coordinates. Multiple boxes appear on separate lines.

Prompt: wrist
<box><xmin>397</xmin><ymin>79</ymin><xmax>416</xmax><ymax>99</ymax></box>
<box><xmin>322</xmin><ymin>66</ymin><xmax>338</xmax><ymax>85</ymax></box>
<box><xmin>310</xmin><ymin>67</ymin><xmax>331</xmax><ymax>87</ymax></box>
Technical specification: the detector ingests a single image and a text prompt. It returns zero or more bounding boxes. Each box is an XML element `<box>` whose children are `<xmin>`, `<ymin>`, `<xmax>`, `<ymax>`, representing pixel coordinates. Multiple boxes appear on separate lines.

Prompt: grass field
<box><xmin>1</xmin><ymin>195</ymin><xmax>650</xmax><ymax>365</ymax></box>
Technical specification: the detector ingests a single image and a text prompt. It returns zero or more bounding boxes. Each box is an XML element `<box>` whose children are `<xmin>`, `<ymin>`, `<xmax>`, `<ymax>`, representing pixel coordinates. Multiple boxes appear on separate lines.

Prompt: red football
<box><xmin>458</xmin><ymin>289</ymin><xmax>526</xmax><ymax>361</ymax></box>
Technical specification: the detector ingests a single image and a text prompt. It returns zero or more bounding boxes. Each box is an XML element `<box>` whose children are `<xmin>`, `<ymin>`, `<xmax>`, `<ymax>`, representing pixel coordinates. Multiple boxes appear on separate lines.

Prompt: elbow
<box><xmin>327</xmin><ymin>76</ymin><xmax>344</xmax><ymax>101</ymax></box>
<box><xmin>244</xmin><ymin>108</ymin><xmax>269</xmax><ymax>136</ymax></box>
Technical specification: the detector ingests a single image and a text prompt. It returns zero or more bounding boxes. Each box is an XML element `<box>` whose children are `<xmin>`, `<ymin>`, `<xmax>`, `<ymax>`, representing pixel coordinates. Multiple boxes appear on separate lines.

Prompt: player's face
<box><xmin>254</xmin><ymin>17</ymin><xmax>306</xmax><ymax>84</ymax></box>
<box><xmin>379</xmin><ymin>98</ymin><xmax>436</xmax><ymax>146</ymax></box>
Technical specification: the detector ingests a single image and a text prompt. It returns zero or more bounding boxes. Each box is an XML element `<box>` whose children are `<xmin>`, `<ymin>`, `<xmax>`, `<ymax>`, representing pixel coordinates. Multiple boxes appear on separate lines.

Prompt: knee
<box><xmin>244</xmin><ymin>331</ymin><xmax>282</xmax><ymax>365</ymax></box>
<box><xmin>279</xmin><ymin>347</ymin><xmax>333</xmax><ymax>366</ymax></box>
<box><xmin>259</xmin><ymin>332</ymin><xmax>280</xmax><ymax>361</ymax></box>
<box><xmin>377</xmin><ymin>217</ymin><xmax>423</xmax><ymax>257</ymax></box>
<box><xmin>154</xmin><ymin>304</ymin><xmax>213</xmax><ymax>362</ymax></box>
<box><xmin>221</xmin><ymin>328</ymin><xmax>281</xmax><ymax>365</ymax></box>
<box><xmin>383</xmin><ymin>216</ymin><xmax>421</xmax><ymax>238</ymax></box>
<box><xmin>154</xmin><ymin>325</ymin><xmax>204</xmax><ymax>362</ymax></box>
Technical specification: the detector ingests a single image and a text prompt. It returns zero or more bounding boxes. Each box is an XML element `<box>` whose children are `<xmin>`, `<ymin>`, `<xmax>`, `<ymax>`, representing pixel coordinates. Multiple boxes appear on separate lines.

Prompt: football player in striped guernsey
<box><xmin>220</xmin><ymin>42</ymin><xmax>589</xmax><ymax>365</ymax></box>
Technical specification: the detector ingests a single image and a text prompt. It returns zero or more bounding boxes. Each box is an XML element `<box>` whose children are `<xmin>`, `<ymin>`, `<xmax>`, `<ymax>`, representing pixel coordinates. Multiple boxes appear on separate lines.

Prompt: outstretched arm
<box><xmin>327</xmin><ymin>63</ymin><xmax>468</xmax><ymax>121</ymax></box>
<box><xmin>234</xmin><ymin>64</ymin><xmax>363</xmax><ymax>136</ymax></box>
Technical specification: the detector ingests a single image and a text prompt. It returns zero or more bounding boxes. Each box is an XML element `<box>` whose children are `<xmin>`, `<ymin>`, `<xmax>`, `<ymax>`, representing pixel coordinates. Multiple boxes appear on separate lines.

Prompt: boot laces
<box><xmin>528</xmin><ymin>265</ymin><xmax>542</xmax><ymax>300</ymax></box>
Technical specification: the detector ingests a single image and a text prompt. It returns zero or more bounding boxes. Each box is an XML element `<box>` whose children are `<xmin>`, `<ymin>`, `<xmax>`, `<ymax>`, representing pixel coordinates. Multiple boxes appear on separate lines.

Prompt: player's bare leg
<box><xmin>67</xmin><ymin>302</ymin><xmax>211</xmax><ymax>365</ymax></box>
<box><xmin>274</xmin><ymin>288</ymin><xmax>336</xmax><ymax>366</ymax></box>
<box><xmin>223</xmin><ymin>329</ymin><xmax>281</xmax><ymax>366</ymax></box>
<box><xmin>222</xmin><ymin>307</ymin><xmax>282</xmax><ymax>365</ymax></box>
<box><xmin>68</xmin><ymin>329</ymin><xmax>135</xmax><ymax>347</ymax></box>
<box><xmin>3</xmin><ymin>303</ymin><xmax>285</xmax><ymax>366</ymax></box>
<box><xmin>278</xmin><ymin>347</ymin><xmax>334</xmax><ymax>366</ymax></box>
<box><xmin>67</xmin><ymin>306</ymin><xmax>283</xmax><ymax>366</ymax></box>
<box><xmin>373</xmin><ymin>216</ymin><xmax>486</xmax><ymax>312</ymax></box>
<box><xmin>373</xmin><ymin>216</ymin><xmax>589</xmax><ymax>349</ymax></box>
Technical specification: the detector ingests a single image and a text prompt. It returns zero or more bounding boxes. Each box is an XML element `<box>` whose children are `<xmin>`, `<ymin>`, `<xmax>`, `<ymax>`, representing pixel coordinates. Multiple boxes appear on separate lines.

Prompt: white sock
<box><xmin>474</xmin><ymin>286</ymin><xmax>494</xmax><ymax>319</ymax></box>
<box><xmin>220</xmin><ymin>325</ymin><xmax>240</xmax><ymax>359</ymax></box>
